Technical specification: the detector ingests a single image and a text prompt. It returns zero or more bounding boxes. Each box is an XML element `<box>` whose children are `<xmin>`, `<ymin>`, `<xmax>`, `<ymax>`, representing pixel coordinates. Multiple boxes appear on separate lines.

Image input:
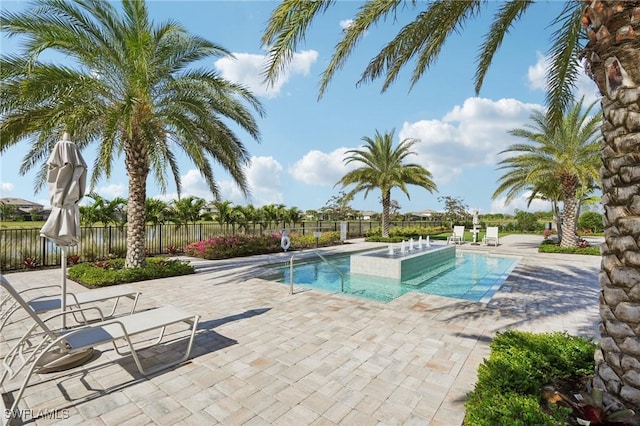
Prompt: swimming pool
<box><xmin>266</xmin><ymin>251</ymin><xmax>520</xmax><ymax>303</ymax></box>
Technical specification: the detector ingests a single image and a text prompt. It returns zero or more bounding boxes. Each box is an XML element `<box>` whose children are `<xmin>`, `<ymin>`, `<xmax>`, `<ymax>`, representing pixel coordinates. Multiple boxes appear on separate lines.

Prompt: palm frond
<box><xmin>545</xmin><ymin>1</ymin><xmax>584</xmax><ymax>130</ymax></box>
<box><xmin>474</xmin><ymin>0</ymin><xmax>533</xmax><ymax>93</ymax></box>
<box><xmin>261</xmin><ymin>0</ymin><xmax>334</xmax><ymax>87</ymax></box>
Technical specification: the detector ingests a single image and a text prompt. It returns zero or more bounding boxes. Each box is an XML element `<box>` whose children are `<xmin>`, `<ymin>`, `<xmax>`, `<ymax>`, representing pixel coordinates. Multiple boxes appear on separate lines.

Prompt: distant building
<box><xmin>409</xmin><ymin>209</ymin><xmax>439</xmax><ymax>220</ymax></box>
<box><xmin>0</xmin><ymin>197</ymin><xmax>46</xmax><ymax>220</ymax></box>
<box><xmin>357</xmin><ymin>211</ymin><xmax>377</xmax><ymax>220</ymax></box>
<box><xmin>0</xmin><ymin>197</ymin><xmax>44</xmax><ymax>213</ymax></box>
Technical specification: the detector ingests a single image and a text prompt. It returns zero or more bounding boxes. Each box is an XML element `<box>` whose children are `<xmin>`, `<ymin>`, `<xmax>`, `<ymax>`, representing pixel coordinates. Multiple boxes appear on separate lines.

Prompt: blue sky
<box><xmin>0</xmin><ymin>1</ymin><xmax>600</xmax><ymax>215</ymax></box>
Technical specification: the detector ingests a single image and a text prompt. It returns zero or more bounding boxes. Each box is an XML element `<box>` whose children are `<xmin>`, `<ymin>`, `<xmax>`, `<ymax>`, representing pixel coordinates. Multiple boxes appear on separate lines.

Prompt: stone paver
<box><xmin>1</xmin><ymin>234</ymin><xmax>601</xmax><ymax>425</ymax></box>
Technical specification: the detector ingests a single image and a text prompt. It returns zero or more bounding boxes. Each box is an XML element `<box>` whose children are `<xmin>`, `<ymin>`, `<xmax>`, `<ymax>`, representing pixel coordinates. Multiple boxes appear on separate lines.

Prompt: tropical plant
<box><xmin>284</xmin><ymin>206</ymin><xmax>303</xmax><ymax>228</ymax></box>
<box><xmin>336</xmin><ymin>130</ymin><xmax>437</xmax><ymax>238</ymax></box>
<box><xmin>1</xmin><ymin>0</ymin><xmax>263</xmax><ymax>268</ymax></box>
<box><xmin>171</xmin><ymin>196</ymin><xmax>206</xmax><ymax>225</ymax></box>
<box><xmin>212</xmin><ymin>200</ymin><xmax>234</xmax><ymax>233</ymax></box>
<box><xmin>80</xmin><ymin>193</ymin><xmax>127</xmax><ymax>227</ymax></box>
<box><xmin>145</xmin><ymin>198</ymin><xmax>171</xmax><ymax>226</ymax></box>
<box><xmin>261</xmin><ymin>0</ymin><xmax>640</xmax><ymax>407</ymax></box>
<box><xmin>494</xmin><ymin>99</ymin><xmax>601</xmax><ymax>247</ymax></box>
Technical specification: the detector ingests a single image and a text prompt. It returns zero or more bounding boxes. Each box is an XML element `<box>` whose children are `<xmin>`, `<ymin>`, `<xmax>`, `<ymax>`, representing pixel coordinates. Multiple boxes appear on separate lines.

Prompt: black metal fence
<box><xmin>0</xmin><ymin>219</ymin><xmax>444</xmax><ymax>271</ymax></box>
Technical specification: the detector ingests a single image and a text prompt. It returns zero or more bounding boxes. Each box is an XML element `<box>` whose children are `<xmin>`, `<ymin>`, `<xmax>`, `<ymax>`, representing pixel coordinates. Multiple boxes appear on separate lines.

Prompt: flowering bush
<box><xmin>184</xmin><ymin>234</ymin><xmax>281</xmax><ymax>259</ymax></box>
<box><xmin>183</xmin><ymin>232</ymin><xmax>343</xmax><ymax>260</ymax></box>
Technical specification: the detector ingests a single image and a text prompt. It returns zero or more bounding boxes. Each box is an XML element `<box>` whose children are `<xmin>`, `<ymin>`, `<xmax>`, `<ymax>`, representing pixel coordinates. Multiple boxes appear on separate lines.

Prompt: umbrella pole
<box><xmin>61</xmin><ymin>246</ymin><xmax>67</xmax><ymax>329</ymax></box>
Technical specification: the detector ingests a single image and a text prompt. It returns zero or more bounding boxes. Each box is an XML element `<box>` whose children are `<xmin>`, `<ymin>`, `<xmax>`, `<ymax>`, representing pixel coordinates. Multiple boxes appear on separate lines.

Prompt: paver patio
<box><xmin>1</xmin><ymin>234</ymin><xmax>602</xmax><ymax>425</ymax></box>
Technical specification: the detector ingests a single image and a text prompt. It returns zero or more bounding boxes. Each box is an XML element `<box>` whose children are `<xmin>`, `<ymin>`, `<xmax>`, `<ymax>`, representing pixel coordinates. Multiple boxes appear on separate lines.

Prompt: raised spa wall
<box><xmin>350</xmin><ymin>244</ymin><xmax>456</xmax><ymax>281</ymax></box>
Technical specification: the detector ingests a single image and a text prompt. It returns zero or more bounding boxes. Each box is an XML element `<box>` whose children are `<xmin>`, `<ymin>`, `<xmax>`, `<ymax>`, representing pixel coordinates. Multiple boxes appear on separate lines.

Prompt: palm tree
<box><xmin>337</xmin><ymin>130</ymin><xmax>437</xmax><ymax>238</ymax></box>
<box><xmin>261</xmin><ymin>1</ymin><xmax>640</xmax><ymax>406</ymax></box>
<box><xmin>212</xmin><ymin>200</ymin><xmax>234</xmax><ymax>234</ymax></box>
<box><xmin>285</xmin><ymin>207</ymin><xmax>303</xmax><ymax>228</ymax></box>
<box><xmin>494</xmin><ymin>99</ymin><xmax>601</xmax><ymax>247</ymax></box>
<box><xmin>1</xmin><ymin>0</ymin><xmax>264</xmax><ymax>268</ymax></box>
<box><xmin>145</xmin><ymin>198</ymin><xmax>171</xmax><ymax>226</ymax></box>
<box><xmin>171</xmin><ymin>196</ymin><xmax>206</xmax><ymax>225</ymax></box>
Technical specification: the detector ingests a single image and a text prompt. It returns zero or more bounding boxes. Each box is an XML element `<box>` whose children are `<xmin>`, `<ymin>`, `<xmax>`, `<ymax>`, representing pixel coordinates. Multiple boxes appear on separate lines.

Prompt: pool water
<box><xmin>268</xmin><ymin>251</ymin><xmax>520</xmax><ymax>303</ymax></box>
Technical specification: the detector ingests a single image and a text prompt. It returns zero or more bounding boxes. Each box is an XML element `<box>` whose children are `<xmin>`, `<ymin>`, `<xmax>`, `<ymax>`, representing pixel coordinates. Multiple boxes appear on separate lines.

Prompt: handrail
<box><xmin>288</xmin><ymin>250</ymin><xmax>345</xmax><ymax>295</ymax></box>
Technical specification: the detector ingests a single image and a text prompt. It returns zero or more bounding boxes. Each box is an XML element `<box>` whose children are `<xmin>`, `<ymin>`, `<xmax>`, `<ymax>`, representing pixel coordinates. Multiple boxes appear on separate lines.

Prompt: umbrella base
<box><xmin>35</xmin><ymin>348</ymin><xmax>95</xmax><ymax>373</ymax></box>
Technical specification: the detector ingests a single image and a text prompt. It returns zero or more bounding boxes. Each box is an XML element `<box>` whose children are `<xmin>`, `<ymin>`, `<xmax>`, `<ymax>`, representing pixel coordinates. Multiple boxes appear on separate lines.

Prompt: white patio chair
<box><xmin>1</xmin><ymin>283</ymin><xmax>141</xmax><ymax>331</ymax></box>
<box><xmin>482</xmin><ymin>226</ymin><xmax>500</xmax><ymax>247</ymax></box>
<box><xmin>447</xmin><ymin>226</ymin><xmax>465</xmax><ymax>245</ymax></box>
<box><xmin>0</xmin><ymin>275</ymin><xmax>199</xmax><ymax>417</ymax></box>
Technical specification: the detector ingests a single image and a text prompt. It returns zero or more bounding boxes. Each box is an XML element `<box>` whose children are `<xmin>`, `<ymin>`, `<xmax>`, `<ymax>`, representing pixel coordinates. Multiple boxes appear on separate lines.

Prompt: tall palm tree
<box><xmin>337</xmin><ymin>130</ymin><xmax>437</xmax><ymax>238</ymax></box>
<box><xmin>494</xmin><ymin>99</ymin><xmax>601</xmax><ymax>247</ymax></box>
<box><xmin>1</xmin><ymin>0</ymin><xmax>264</xmax><ymax>268</ymax></box>
<box><xmin>261</xmin><ymin>1</ymin><xmax>640</xmax><ymax>406</ymax></box>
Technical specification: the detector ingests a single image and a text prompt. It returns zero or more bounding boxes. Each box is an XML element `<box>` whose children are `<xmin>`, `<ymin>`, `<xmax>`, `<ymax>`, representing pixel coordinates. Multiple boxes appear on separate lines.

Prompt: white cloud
<box><xmin>215</xmin><ymin>50</ymin><xmax>318</xmax><ymax>98</ymax></box>
<box><xmin>95</xmin><ymin>183</ymin><xmax>127</xmax><ymax>199</ymax></box>
<box><xmin>155</xmin><ymin>169</ymin><xmax>212</xmax><ymax>202</ymax></box>
<box><xmin>157</xmin><ymin>157</ymin><xmax>284</xmax><ymax>206</ymax></box>
<box><xmin>0</xmin><ymin>182</ymin><xmax>15</xmax><ymax>196</ymax></box>
<box><xmin>527</xmin><ymin>51</ymin><xmax>600</xmax><ymax>104</ymax></box>
<box><xmin>527</xmin><ymin>52</ymin><xmax>547</xmax><ymax>91</ymax></box>
<box><xmin>340</xmin><ymin>19</ymin><xmax>354</xmax><ymax>30</ymax></box>
<box><xmin>399</xmin><ymin>97</ymin><xmax>542</xmax><ymax>184</ymax></box>
<box><xmin>244</xmin><ymin>156</ymin><xmax>284</xmax><ymax>206</ymax></box>
<box><xmin>491</xmin><ymin>192</ymin><xmax>552</xmax><ymax>215</ymax></box>
<box><xmin>289</xmin><ymin>147</ymin><xmax>355</xmax><ymax>187</ymax></box>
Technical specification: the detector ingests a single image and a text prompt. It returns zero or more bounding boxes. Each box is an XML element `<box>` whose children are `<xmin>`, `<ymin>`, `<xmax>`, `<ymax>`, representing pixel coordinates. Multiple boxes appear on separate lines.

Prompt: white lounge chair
<box><xmin>482</xmin><ymin>226</ymin><xmax>500</xmax><ymax>247</ymax></box>
<box><xmin>1</xmin><ymin>283</ymin><xmax>140</xmax><ymax>331</ymax></box>
<box><xmin>0</xmin><ymin>275</ymin><xmax>199</xmax><ymax>417</ymax></box>
<box><xmin>447</xmin><ymin>226</ymin><xmax>465</xmax><ymax>245</ymax></box>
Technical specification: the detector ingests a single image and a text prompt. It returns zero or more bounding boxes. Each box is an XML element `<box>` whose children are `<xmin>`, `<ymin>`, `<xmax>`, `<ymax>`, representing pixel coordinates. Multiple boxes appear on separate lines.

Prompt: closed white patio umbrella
<box><xmin>40</xmin><ymin>132</ymin><xmax>87</xmax><ymax>330</ymax></box>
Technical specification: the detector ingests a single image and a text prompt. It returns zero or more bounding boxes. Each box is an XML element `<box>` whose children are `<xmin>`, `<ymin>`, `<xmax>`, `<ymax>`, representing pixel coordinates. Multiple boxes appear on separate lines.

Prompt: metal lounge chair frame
<box><xmin>1</xmin><ymin>284</ymin><xmax>141</xmax><ymax>331</ymax></box>
<box><xmin>447</xmin><ymin>226</ymin><xmax>465</xmax><ymax>245</ymax></box>
<box><xmin>0</xmin><ymin>275</ymin><xmax>200</xmax><ymax>418</ymax></box>
<box><xmin>482</xmin><ymin>226</ymin><xmax>500</xmax><ymax>247</ymax></box>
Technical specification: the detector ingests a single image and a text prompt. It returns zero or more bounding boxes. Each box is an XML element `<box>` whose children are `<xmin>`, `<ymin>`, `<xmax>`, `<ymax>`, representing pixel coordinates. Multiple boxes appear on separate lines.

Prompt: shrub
<box><xmin>465</xmin><ymin>330</ymin><xmax>595</xmax><ymax>425</ymax></box>
<box><xmin>364</xmin><ymin>226</ymin><xmax>448</xmax><ymax>240</ymax></box>
<box><xmin>515</xmin><ymin>211</ymin><xmax>541</xmax><ymax>232</ymax></box>
<box><xmin>182</xmin><ymin>232</ymin><xmax>342</xmax><ymax>260</ymax></box>
<box><xmin>290</xmin><ymin>231</ymin><xmax>341</xmax><ymax>249</ymax></box>
<box><xmin>184</xmin><ymin>234</ymin><xmax>281</xmax><ymax>259</ymax></box>
<box><xmin>68</xmin><ymin>257</ymin><xmax>194</xmax><ymax>287</ymax></box>
<box><xmin>538</xmin><ymin>243</ymin><xmax>600</xmax><ymax>256</ymax></box>
<box><xmin>578</xmin><ymin>211</ymin><xmax>604</xmax><ymax>233</ymax></box>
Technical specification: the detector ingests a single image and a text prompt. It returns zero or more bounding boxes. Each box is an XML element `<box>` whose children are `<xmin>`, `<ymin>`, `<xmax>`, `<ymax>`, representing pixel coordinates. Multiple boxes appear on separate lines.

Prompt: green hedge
<box><xmin>465</xmin><ymin>330</ymin><xmax>595</xmax><ymax>425</ymax></box>
<box><xmin>538</xmin><ymin>241</ymin><xmax>600</xmax><ymax>256</ymax></box>
<box><xmin>68</xmin><ymin>257</ymin><xmax>195</xmax><ymax>287</ymax></box>
<box><xmin>365</xmin><ymin>225</ymin><xmax>449</xmax><ymax>240</ymax></box>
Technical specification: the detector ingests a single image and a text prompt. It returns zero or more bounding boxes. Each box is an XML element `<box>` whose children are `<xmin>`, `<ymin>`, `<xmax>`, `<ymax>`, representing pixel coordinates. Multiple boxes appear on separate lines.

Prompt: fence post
<box><xmin>41</xmin><ymin>235</ymin><xmax>47</xmax><ymax>267</ymax></box>
<box><xmin>158</xmin><ymin>224</ymin><xmax>163</xmax><ymax>254</ymax></box>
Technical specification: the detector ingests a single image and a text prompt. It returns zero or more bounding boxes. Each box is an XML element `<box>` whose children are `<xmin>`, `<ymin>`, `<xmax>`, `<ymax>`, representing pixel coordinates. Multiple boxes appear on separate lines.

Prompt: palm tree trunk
<box><xmin>552</xmin><ymin>200</ymin><xmax>563</xmax><ymax>242</ymax></box>
<box><xmin>381</xmin><ymin>190</ymin><xmax>391</xmax><ymax>238</ymax></box>
<box><xmin>583</xmin><ymin>0</ymin><xmax>640</xmax><ymax>408</ymax></box>
<box><xmin>124</xmin><ymin>137</ymin><xmax>149</xmax><ymax>268</ymax></box>
<box><xmin>560</xmin><ymin>175</ymin><xmax>579</xmax><ymax>247</ymax></box>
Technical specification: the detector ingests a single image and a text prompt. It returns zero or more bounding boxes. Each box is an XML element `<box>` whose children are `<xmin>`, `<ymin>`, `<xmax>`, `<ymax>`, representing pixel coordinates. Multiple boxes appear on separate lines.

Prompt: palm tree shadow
<box><xmin>416</xmin><ymin>261</ymin><xmax>601</xmax><ymax>338</ymax></box>
<box><xmin>197</xmin><ymin>307</ymin><xmax>271</xmax><ymax>329</ymax></box>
